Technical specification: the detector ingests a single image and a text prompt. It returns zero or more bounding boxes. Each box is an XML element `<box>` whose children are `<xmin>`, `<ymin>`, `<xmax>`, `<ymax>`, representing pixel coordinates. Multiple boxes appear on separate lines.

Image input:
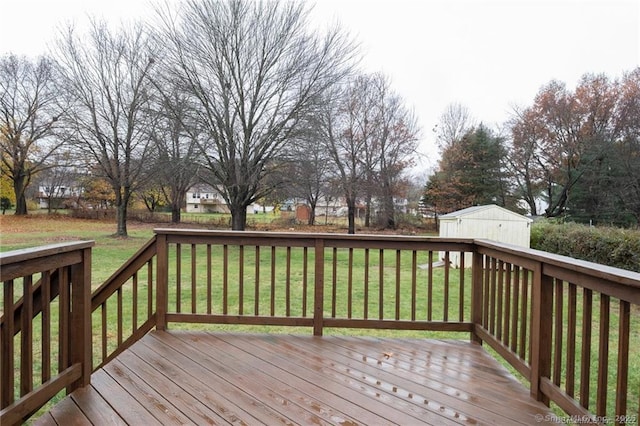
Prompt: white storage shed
<box><xmin>439</xmin><ymin>204</ymin><xmax>533</xmax><ymax>267</ymax></box>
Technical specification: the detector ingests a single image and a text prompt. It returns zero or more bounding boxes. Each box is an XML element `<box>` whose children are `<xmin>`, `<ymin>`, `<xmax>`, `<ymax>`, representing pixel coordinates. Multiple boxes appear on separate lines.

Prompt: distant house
<box><xmin>185</xmin><ymin>184</ymin><xmax>265</xmax><ymax>214</ymax></box>
<box><xmin>185</xmin><ymin>185</ymin><xmax>229</xmax><ymax>214</ymax></box>
<box><xmin>37</xmin><ymin>185</ymin><xmax>83</xmax><ymax>209</ymax></box>
<box><xmin>439</xmin><ymin>204</ymin><xmax>532</xmax><ymax>267</ymax></box>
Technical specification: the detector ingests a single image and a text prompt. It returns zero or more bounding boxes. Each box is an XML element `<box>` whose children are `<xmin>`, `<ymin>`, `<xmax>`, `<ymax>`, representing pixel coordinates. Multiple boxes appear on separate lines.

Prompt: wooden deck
<box><xmin>34</xmin><ymin>331</ymin><xmax>557</xmax><ymax>425</ymax></box>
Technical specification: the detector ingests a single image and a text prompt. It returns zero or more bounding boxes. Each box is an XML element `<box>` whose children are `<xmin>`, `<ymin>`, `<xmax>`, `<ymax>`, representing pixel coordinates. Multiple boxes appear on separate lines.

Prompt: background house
<box><xmin>185</xmin><ymin>185</ymin><xmax>229</xmax><ymax>214</ymax></box>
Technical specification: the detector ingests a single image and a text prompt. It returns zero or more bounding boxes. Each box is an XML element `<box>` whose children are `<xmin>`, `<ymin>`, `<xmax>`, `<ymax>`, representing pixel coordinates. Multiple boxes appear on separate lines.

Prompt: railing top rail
<box><xmin>475</xmin><ymin>238</ymin><xmax>640</xmax><ymax>289</ymax></box>
<box><xmin>0</xmin><ymin>241</ymin><xmax>95</xmax><ymax>266</ymax></box>
<box><xmin>153</xmin><ymin>228</ymin><xmax>475</xmax><ymax>244</ymax></box>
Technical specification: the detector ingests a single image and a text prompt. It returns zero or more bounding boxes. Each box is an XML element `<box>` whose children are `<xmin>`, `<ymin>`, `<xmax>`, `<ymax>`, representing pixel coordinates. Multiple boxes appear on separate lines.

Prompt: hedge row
<box><xmin>530</xmin><ymin>221</ymin><xmax>640</xmax><ymax>272</ymax></box>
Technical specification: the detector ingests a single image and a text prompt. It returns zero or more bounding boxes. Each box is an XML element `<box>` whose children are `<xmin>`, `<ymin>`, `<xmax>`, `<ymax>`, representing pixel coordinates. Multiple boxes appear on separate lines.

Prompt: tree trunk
<box><xmin>171</xmin><ymin>202</ymin><xmax>181</xmax><ymax>223</ymax></box>
<box><xmin>230</xmin><ymin>204</ymin><xmax>247</xmax><ymax>231</ymax></box>
<box><xmin>114</xmin><ymin>189</ymin><xmax>129</xmax><ymax>237</ymax></box>
<box><xmin>346</xmin><ymin>197</ymin><xmax>356</xmax><ymax>234</ymax></box>
<box><xmin>382</xmin><ymin>196</ymin><xmax>396</xmax><ymax>229</ymax></box>
<box><xmin>308</xmin><ymin>201</ymin><xmax>317</xmax><ymax>226</ymax></box>
<box><xmin>364</xmin><ymin>194</ymin><xmax>371</xmax><ymax>228</ymax></box>
<box><xmin>13</xmin><ymin>174</ymin><xmax>28</xmax><ymax>215</ymax></box>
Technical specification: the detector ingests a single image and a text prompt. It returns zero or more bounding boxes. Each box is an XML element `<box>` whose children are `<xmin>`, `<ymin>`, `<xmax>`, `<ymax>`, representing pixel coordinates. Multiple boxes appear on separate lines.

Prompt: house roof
<box><xmin>439</xmin><ymin>204</ymin><xmax>532</xmax><ymax>222</ymax></box>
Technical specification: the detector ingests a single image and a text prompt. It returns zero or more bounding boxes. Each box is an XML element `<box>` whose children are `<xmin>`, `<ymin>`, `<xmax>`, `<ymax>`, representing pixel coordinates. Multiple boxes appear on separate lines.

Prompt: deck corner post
<box><xmin>313</xmin><ymin>238</ymin><xmax>325</xmax><ymax>336</ymax></box>
<box><xmin>471</xmin><ymin>249</ymin><xmax>484</xmax><ymax>344</ymax></box>
<box><xmin>530</xmin><ymin>263</ymin><xmax>553</xmax><ymax>405</ymax></box>
<box><xmin>156</xmin><ymin>232</ymin><xmax>169</xmax><ymax>331</ymax></box>
<box><xmin>69</xmin><ymin>246</ymin><xmax>93</xmax><ymax>390</ymax></box>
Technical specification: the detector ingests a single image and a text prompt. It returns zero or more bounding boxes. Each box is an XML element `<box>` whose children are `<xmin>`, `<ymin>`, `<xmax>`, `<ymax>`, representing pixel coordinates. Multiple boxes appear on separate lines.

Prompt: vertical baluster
<box><xmin>443</xmin><ymin>251</ymin><xmax>450</xmax><ymax>321</ymax></box>
<box><xmin>239</xmin><ymin>245</ymin><xmax>244</xmax><ymax>315</ymax></box>
<box><xmin>42</xmin><ymin>271</ymin><xmax>51</xmax><ymax>383</ymax></box>
<box><xmin>496</xmin><ymin>260</ymin><xmax>504</xmax><ymax>340</ymax></box>
<box><xmin>117</xmin><ymin>286</ymin><xmax>123</xmax><ymax>345</ymax></box>
<box><xmin>364</xmin><ymin>248</ymin><xmax>369</xmax><ymax>320</ymax></box>
<box><xmin>255</xmin><ymin>246</ymin><xmax>260</xmax><ymax>316</ymax></box>
<box><xmin>271</xmin><ymin>246</ymin><xmax>276</xmax><ymax>316</ymax></box>
<box><xmin>489</xmin><ymin>258</ymin><xmax>497</xmax><ymax>334</ymax></box>
<box><xmin>411</xmin><ymin>250</ymin><xmax>417</xmax><ymax>322</ymax></box>
<box><xmin>270</xmin><ymin>246</ymin><xmax>276</xmax><ymax>316</ymax></box>
<box><xmin>101</xmin><ymin>301</ymin><xmax>107</xmax><ymax>363</ymax></box>
<box><xmin>191</xmin><ymin>244</ymin><xmax>197</xmax><ymax>314</ymax></box>
<box><xmin>223</xmin><ymin>245</ymin><xmax>228</xmax><ymax>315</ymax></box>
<box><xmin>21</xmin><ymin>275</ymin><xmax>33</xmax><ymax>396</ymax></box>
<box><xmin>286</xmin><ymin>247</ymin><xmax>291</xmax><ymax>317</ymax></box>
<box><xmin>395</xmin><ymin>249</ymin><xmax>401</xmax><ymax>321</ymax></box>
<box><xmin>132</xmin><ymin>272</ymin><xmax>138</xmax><ymax>332</ymax></box>
<box><xmin>596</xmin><ymin>294</ymin><xmax>610</xmax><ymax>416</ymax></box>
<box><xmin>503</xmin><ymin>263</ymin><xmax>511</xmax><ymax>345</ymax></box>
<box><xmin>332</xmin><ymin>247</ymin><xmax>338</xmax><ymax>318</ymax></box>
<box><xmin>302</xmin><ymin>247</ymin><xmax>308</xmax><ymax>317</ymax></box>
<box><xmin>511</xmin><ymin>266</ymin><xmax>520</xmax><ymax>353</ymax></box>
<box><xmin>58</xmin><ymin>267</ymin><xmax>69</xmax><ymax>373</ymax></box>
<box><xmin>566</xmin><ymin>283</ymin><xmax>577</xmax><ymax>397</ymax></box>
<box><xmin>378</xmin><ymin>249</ymin><xmax>384</xmax><ymax>320</ymax></box>
<box><xmin>580</xmin><ymin>288</ymin><xmax>593</xmax><ymax>409</ymax></box>
<box><xmin>427</xmin><ymin>251</ymin><xmax>433</xmax><ymax>321</ymax></box>
<box><xmin>520</xmin><ymin>269</ymin><xmax>529</xmax><ymax>362</ymax></box>
<box><xmin>2</xmin><ymin>279</ymin><xmax>15</xmax><ymax>408</ymax></box>
<box><xmin>147</xmin><ymin>259</ymin><xmax>153</xmax><ymax>320</ymax></box>
<box><xmin>553</xmin><ymin>279</ymin><xmax>564</xmax><ymax>387</ymax></box>
<box><xmin>348</xmin><ymin>248</ymin><xmax>353</xmax><ymax>319</ymax></box>
<box><xmin>483</xmin><ymin>256</ymin><xmax>490</xmax><ymax>328</ymax></box>
<box><xmin>459</xmin><ymin>252</ymin><xmax>465</xmax><ymax>322</ymax></box>
<box><xmin>313</xmin><ymin>239</ymin><xmax>325</xmax><ymax>336</ymax></box>
<box><xmin>176</xmin><ymin>243</ymin><xmax>181</xmax><ymax>313</ymax></box>
<box><xmin>207</xmin><ymin>245</ymin><xmax>212</xmax><ymax>314</ymax></box>
<box><xmin>615</xmin><ymin>301</ymin><xmax>630</xmax><ymax>419</ymax></box>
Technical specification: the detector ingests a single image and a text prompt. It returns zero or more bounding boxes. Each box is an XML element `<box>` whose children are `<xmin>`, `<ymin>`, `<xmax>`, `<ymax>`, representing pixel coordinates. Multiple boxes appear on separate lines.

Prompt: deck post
<box><xmin>530</xmin><ymin>262</ymin><xmax>553</xmax><ymax>405</ymax></box>
<box><xmin>471</xmin><ymin>250</ymin><xmax>484</xmax><ymax>344</ymax></box>
<box><xmin>69</xmin><ymin>247</ymin><xmax>92</xmax><ymax>390</ymax></box>
<box><xmin>156</xmin><ymin>232</ymin><xmax>168</xmax><ymax>331</ymax></box>
<box><xmin>313</xmin><ymin>238</ymin><xmax>325</xmax><ymax>336</ymax></box>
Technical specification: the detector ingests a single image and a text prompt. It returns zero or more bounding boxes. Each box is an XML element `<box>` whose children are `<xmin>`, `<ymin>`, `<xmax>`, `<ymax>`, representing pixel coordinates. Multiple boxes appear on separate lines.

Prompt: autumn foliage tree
<box><xmin>506</xmin><ymin>70</ymin><xmax>640</xmax><ymax>225</ymax></box>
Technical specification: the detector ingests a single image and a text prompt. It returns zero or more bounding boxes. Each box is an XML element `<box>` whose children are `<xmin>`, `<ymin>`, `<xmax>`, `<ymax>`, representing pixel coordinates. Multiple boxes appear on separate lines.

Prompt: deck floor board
<box><xmin>34</xmin><ymin>331</ymin><xmax>558</xmax><ymax>425</ymax></box>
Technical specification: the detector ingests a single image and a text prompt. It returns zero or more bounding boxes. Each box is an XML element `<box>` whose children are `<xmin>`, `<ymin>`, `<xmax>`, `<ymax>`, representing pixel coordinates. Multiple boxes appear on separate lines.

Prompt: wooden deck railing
<box><xmin>0</xmin><ymin>242</ymin><xmax>93</xmax><ymax>425</ymax></box>
<box><xmin>2</xmin><ymin>229</ymin><xmax>639</xmax><ymax>425</ymax></box>
<box><xmin>474</xmin><ymin>239</ymin><xmax>640</xmax><ymax>423</ymax></box>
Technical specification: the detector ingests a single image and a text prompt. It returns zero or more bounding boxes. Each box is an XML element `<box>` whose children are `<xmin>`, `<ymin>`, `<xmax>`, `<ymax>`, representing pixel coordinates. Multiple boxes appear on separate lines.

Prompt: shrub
<box><xmin>531</xmin><ymin>221</ymin><xmax>640</xmax><ymax>272</ymax></box>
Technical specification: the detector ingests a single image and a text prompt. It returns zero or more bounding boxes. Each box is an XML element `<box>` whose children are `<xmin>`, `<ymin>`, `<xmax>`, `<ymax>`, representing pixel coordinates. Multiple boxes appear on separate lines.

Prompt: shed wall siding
<box><xmin>438</xmin><ymin>205</ymin><xmax>531</xmax><ymax>268</ymax></box>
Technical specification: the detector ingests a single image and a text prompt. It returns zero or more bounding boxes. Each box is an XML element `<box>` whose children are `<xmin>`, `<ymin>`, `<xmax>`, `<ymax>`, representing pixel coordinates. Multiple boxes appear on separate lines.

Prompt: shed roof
<box><xmin>439</xmin><ymin>204</ymin><xmax>532</xmax><ymax>222</ymax></box>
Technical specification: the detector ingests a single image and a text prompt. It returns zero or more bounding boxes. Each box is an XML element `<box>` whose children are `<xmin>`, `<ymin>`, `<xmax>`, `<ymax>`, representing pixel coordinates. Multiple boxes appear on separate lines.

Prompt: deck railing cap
<box><xmin>152</xmin><ymin>228</ymin><xmax>475</xmax><ymax>243</ymax></box>
<box><xmin>0</xmin><ymin>241</ymin><xmax>95</xmax><ymax>266</ymax></box>
<box><xmin>474</xmin><ymin>238</ymin><xmax>640</xmax><ymax>287</ymax></box>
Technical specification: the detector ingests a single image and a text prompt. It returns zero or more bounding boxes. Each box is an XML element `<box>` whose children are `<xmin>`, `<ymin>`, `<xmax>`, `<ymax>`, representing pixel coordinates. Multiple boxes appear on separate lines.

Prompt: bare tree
<box><xmin>155</xmin><ymin>0</ymin><xmax>358</xmax><ymax>230</ymax></box>
<box><xmin>287</xmin><ymin>129</ymin><xmax>332</xmax><ymax>225</ymax></box>
<box><xmin>322</xmin><ymin>74</ymin><xmax>418</xmax><ymax>232</ymax></box>
<box><xmin>321</xmin><ymin>83</ymin><xmax>367</xmax><ymax>234</ymax></box>
<box><xmin>54</xmin><ymin>20</ymin><xmax>156</xmax><ymax>236</ymax></box>
<box><xmin>433</xmin><ymin>102</ymin><xmax>474</xmax><ymax>149</ymax></box>
<box><xmin>369</xmin><ymin>74</ymin><xmax>419</xmax><ymax>229</ymax></box>
<box><xmin>147</xmin><ymin>88</ymin><xmax>201</xmax><ymax>223</ymax></box>
<box><xmin>0</xmin><ymin>55</ymin><xmax>64</xmax><ymax>215</ymax></box>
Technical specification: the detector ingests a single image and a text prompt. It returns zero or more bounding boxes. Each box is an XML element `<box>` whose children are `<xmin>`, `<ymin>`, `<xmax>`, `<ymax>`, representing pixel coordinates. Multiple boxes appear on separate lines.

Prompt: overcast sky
<box><xmin>1</xmin><ymin>0</ymin><xmax>638</xmax><ymax>174</ymax></box>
